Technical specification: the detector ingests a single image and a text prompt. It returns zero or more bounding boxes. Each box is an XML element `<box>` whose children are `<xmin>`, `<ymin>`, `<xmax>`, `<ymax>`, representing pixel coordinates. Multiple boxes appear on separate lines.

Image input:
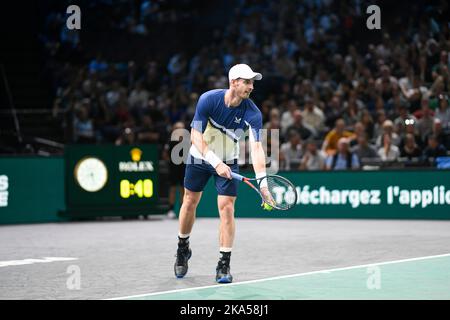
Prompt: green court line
<box><xmin>120</xmin><ymin>254</ymin><xmax>450</xmax><ymax>300</ymax></box>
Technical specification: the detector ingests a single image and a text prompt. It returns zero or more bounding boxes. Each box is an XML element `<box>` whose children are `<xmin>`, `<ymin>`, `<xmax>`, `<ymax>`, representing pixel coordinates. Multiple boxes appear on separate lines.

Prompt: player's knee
<box><xmin>219</xmin><ymin>202</ymin><xmax>235</xmax><ymax>216</ymax></box>
<box><xmin>182</xmin><ymin>191</ymin><xmax>201</xmax><ymax>210</ymax></box>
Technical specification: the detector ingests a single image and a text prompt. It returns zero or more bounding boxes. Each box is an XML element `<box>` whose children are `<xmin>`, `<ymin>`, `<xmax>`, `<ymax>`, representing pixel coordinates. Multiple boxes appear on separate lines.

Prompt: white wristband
<box><xmin>256</xmin><ymin>172</ymin><xmax>268</xmax><ymax>188</ymax></box>
<box><xmin>205</xmin><ymin>150</ymin><xmax>222</xmax><ymax>168</ymax></box>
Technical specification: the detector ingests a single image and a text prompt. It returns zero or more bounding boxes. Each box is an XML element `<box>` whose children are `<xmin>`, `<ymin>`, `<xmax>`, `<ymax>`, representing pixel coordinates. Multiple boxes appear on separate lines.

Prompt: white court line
<box><xmin>0</xmin><ymin>257</ymin><xmax>78</xmax><ymax>268</ymax></box>
<box><xmin>107</xmin><ymin>252</ymin><xmax>450</xmax><ymax>300</ymax></box>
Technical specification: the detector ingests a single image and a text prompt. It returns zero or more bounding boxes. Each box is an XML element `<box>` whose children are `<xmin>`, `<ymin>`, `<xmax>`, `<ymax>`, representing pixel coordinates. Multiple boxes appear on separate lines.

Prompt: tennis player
<box><xmin>174</xmin><ymin>64</ymin><xmax>273</xmax><ymax>283</ymax></box>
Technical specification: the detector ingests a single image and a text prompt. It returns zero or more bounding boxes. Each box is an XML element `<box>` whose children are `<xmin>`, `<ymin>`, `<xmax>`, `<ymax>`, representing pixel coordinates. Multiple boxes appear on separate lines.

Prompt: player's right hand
<box><xmin>215</xmin><ymin>163</ymin><xmax>232</xmax><ymax>179</ymax></box>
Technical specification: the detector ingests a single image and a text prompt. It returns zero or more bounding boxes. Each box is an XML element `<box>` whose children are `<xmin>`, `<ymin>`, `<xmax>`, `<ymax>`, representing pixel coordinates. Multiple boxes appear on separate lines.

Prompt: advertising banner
<box><xmin>196</xmin><ymin>170</ymin><xmax>450</xmax><ymax>219</ymax></box>
<box><xmin>0</xmin><ymin>157</ymin><xmax>65</xmax><ymax>224</ymax></box>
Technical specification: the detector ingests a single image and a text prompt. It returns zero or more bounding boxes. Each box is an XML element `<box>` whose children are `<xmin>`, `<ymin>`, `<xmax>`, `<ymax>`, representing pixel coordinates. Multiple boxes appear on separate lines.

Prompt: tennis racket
<box><xmin>230</xmin><ymin>172</ymin><xmax>297</xmax><ymax>210</ymax></box>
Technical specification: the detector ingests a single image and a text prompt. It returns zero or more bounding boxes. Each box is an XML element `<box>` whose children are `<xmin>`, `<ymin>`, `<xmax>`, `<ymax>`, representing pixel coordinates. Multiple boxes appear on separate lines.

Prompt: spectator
<box><xmin>431</xmin><ymin>118</ymin><xmax>450</xmax><ymax>149</ymax></box>
<box><xmin>431</xmin><ymin>51</ymin><xmax>450</xmax><ymax>80</ymax></box>
<box><xmin>435</xmin><ymin>94</ymin><xmax>450</xmax><ymax>129</ymax></box>
<box><xmin>260</xmin><ymin>100</ymin><xmax>274</xmax><ymax>124</ymax></box>
<box><xmin>128</xmin><ymin>81</ymin><xmax>150</xmax><ymax>113</ymax></box>
<box><xmin>416</xmin><ymin>100</ymin><xmax>436</xmax><ymax>142</ymax></box>
<box><xmin>105</xmin><ymin>81</ymin><xmax>123</xmax><ymax>109</ymax></box>
<box><xmin>301</xmin><ymin>96</ymin><xmax>325</xmax><ymax>134</ymax></box>
<box><xmin>399</xmin><ymin>73</ymin><xmax>429</xmax><ymax>112</ymax></box>
<box><xmin>375</xmin><ymin>65</ymin><xmax>398</xmax><ymax>102</ymax></box>
<box><xmin>374</xmin><ymin>96</ymin><xmax>386</xmax><ymax>115</ymax></box>
<box><xmin>373</xmin><ymin>109</ymin><xmax>387</xmax><ymax>141</ymax></box>
<box><xmin>167</xmin><ymin>53</ymin><xmax>187</xmax><ymax>77</ymax></box>
<box><xmin>112</xmin><ymin>98</ymin><xmax>131</xmax><ymax>124</ymax></box>
<box><xmin>280</xmin><ymin>130</ymin><xmax>303</xmax><ymax>170</ymax></box>
<box><xmin>360</xmin><ymin>109</ymin><xmax>375</xmax><ymax>140</ymax></box>
<box><xmin>400</xmin><ymin>133</ymin><xmax>422</xmax><ymax>160</ymax></box>
<box><xmin>342</xmin><ymin>92</ymin><xmax>364</xmax><ymax>127</ymax></box>
<box><xmin>263</xmin><ymin>108</ymin><xmax>281</xmax><ymax>130</ymax></box>
<box><xmin>73</xmin><ymin>105</ymin><xmax>96</xmax><ymax>143</ymax></box>
<box><xmin>400</xmin><ymin>120</ymin><xmax>423</xmax><ymax>149</ymax></box>
<box><xmin>350</xmin><ymin>122</ymin><xmax>366</xmax><ymax>147</ymax></box>
<box><xmin>322</xmin><ymin>118</ymin><xmax>355</xmax><ymax>156</ymax></box>
<box><xmin>377</xmin><ymin>133</ymin><xmax>400</xmax><ymax>161</ymax></box>
<box><xmin>375</xmin><ymin>120</ymin><xmax>401</xmax><ymax>148</ymax></box>
<box><xmin>115</xmin><ymin>127</ymin><xmax>136</xmax><ymax>145</ymax></box>
<box><xmin>300</xmin><ymin>140</ymin><xmax>326</xmax><ymax>171</ymax></box>
<box><xmin>324</xmin><ymin>94</ymin><xmax>342</xmax><ymax>129</ymax></box>
<box><xmin>89</xmin><ymin>53</ymin><xmax>108</xmax><ymax>74</ymax></box>
<box><xmin>422</xmin><ymin>135</ymin><xmax>447</xmax><ymax>165</ymax></box>
<box><xmin>135</xmin><ymin>114</ymin><xmax>160</xmax><ymax>143</ymax></box>
<box><xmin>351</xmin><ymin>134</ymin><xmax>379</xmax><ymax>164</ymax></box>
<box><xmin>394</xmin><ymin>104</ymin><xmax>417</xmax><ymax>136</ymax></box>
<box><xmin>280</xmin><ymin>100</ymin><xmax>298</xmax><ymax>136</ymax></box>
<box><xmin>325</xmin><ymin>138</ymin><xmax>360</xmax><ymax>170</ymax></box>
<box><xmin>286</xmin><ymin>110</ymin><xmax>315</xmax><ymax>141</ymax></box>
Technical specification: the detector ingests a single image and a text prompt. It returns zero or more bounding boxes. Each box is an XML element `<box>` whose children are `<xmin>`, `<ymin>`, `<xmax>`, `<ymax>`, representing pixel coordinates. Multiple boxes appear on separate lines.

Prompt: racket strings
<box><xmin>266</xmin><ymin>176</ymin><xmax>297</xmax><ymax>210</ymax></box>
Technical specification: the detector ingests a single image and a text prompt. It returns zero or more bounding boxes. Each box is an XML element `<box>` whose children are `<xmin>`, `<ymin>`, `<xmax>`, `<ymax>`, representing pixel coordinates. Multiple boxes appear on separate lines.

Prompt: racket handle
<box><xmin>230</xmin><ymin>172</ymin><xmax>245</xmax><ymax>181</ymax></box>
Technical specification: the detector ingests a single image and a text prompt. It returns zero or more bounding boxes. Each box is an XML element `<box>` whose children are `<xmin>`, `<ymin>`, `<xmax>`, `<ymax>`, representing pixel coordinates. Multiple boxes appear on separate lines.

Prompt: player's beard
<box><xmin>242</xmin><ymin>90</ymin><xmax>251</xmax><ymax>99</ymax></box>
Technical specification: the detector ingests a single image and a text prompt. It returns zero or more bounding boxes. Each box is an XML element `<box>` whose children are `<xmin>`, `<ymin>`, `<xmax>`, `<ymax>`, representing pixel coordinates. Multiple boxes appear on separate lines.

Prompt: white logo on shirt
<box><xmin>234</xmin><ymin>117</ymin><xmax>241</xmax><ymax>124</ymax></box>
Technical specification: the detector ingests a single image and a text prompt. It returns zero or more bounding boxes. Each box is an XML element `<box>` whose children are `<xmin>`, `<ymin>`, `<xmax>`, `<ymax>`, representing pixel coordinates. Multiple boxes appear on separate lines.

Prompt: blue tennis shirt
<box><xmin>190</xmin><ymin>89</ymin><xmax>263</xmax><ymax>162</ymax></box>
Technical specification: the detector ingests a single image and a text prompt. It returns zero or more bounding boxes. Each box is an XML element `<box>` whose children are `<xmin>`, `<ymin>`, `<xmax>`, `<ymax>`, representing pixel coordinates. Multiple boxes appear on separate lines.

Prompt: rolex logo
<box><xmin>130</xmin><ymin>148</ymin><xmax>142</xmax><ymax>162</ymax></box>
<box><xmin>120</xmin><ymin>148</ymin><xmax>153</xmax><ymax>172</ymax></box>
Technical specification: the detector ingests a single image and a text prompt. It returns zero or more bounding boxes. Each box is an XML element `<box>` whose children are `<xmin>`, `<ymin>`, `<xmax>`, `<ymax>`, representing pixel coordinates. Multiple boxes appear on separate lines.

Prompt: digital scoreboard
<box><xmin>64</xmin><ymin>144</ymin><xmax>160</xmax><ymax>218</ymax></box>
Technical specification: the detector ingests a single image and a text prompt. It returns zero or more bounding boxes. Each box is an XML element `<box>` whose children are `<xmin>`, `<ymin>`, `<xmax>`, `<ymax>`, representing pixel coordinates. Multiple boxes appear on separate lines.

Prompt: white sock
<box><xmin>219</xmin><ymin>247</ymin><xmax>232</xmax><ymax>253</ymax></box>
<box><xmin>178</xmin><ymin>233</ymin><xmax>190</xmax><ymax>239</ymax></box>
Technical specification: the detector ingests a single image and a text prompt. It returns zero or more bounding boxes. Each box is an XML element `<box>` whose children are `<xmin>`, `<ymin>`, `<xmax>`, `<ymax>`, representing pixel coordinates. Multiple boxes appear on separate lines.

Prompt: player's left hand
<box><xmin>260</xmin><ymin>187</ymin><xmax>276</xmax><ymax>210</ymax></box>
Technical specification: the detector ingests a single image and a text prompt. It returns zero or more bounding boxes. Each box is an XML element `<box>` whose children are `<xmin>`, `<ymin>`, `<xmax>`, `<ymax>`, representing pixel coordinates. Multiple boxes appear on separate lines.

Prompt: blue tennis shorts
<box><xmin>184</xmin><ymin>155</ymin><xmax>239</xmax><ymax>196</ymax></box>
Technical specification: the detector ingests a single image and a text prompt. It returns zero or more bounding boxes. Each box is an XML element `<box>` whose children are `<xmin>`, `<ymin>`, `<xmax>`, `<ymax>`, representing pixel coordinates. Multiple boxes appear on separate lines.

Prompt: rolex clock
<box><xmin>74</xmin><ymin>157</ymin><xmax>108</xmax><ymax>192</ymax></box>
<box><xmin>63</xmin><ymin>144</ymin><xmax>160</xmax><ymax>218</ymax></box>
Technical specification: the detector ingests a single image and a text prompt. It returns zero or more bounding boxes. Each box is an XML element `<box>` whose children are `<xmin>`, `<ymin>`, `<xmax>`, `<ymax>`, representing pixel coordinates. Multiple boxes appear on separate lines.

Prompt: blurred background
<box><xmin>0</xmin><ymin>0</ymin><xmax>450</xmax><ymax>223</ymax></box>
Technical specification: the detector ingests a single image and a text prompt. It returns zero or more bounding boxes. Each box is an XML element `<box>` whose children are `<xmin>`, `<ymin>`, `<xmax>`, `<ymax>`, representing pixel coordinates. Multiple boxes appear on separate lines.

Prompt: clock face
<box><xmin>74</xmin><ymin>157</ymin><xmax>108</xmax><ymax>192</ymax></box>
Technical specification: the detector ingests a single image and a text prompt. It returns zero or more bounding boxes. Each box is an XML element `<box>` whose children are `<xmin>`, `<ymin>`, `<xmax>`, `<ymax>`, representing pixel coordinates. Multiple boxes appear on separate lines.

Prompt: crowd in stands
<box><xmin>44</xmin><ymin>0</ymin><xmax>450</xmax><ymax>170</ymax></box>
